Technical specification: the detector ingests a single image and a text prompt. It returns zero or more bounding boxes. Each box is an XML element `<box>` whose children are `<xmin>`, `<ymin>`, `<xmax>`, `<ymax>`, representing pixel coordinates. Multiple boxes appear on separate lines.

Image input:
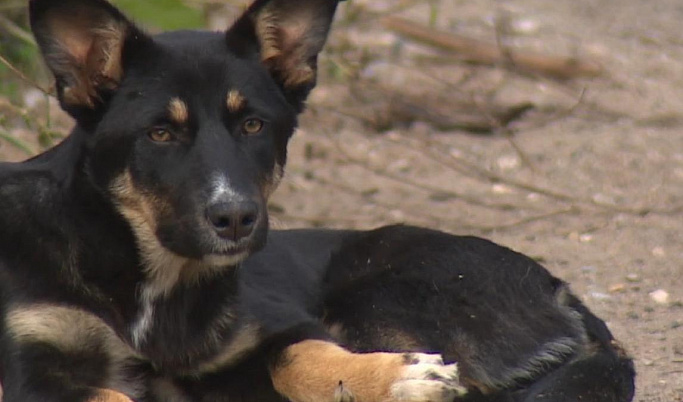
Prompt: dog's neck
<box><xmin>37</xmin><ymin>130</ymin><xmax>247</xmax><ymax>365</ymax></box>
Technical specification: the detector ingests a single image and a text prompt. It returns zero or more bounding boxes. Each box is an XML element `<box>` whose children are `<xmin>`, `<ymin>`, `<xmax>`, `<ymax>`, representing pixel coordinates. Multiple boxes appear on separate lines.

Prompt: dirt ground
<box><xmin>1</xmin><ymin>0</ymin><xmax>681</xmax><ymax>401</ymax></box>
<box><xmin>275</xmin><ymin>1</ymin><xmax>683</xmax><ymax>400</ymax></box>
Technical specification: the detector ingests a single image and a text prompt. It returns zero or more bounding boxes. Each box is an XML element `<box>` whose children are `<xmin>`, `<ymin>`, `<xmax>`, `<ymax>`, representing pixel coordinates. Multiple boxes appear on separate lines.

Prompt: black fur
<box><xmin>0</xmin><ymin>0</ymin><xmax>634</xmax><ymax>401</ymax></box>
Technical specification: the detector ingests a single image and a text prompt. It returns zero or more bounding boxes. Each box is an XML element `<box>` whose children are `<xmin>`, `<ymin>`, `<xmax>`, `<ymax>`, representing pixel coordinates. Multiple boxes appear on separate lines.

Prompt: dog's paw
<box><xmin>87</xmin><ymin>389</ymin><xmax>134</xmax><ymax>402</ymax></box>
<box><xmin>389</xmin><ymin>353</ymin><xmax>467</xmax><ymax>401</ymax></box>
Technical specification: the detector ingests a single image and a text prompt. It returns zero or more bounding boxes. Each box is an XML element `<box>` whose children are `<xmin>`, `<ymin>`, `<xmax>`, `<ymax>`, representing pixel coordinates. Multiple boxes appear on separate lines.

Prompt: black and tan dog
<box><xmin>0</xmin><ymin>0</ymin><xmax>635</xmax><ymax>401</ymax></box>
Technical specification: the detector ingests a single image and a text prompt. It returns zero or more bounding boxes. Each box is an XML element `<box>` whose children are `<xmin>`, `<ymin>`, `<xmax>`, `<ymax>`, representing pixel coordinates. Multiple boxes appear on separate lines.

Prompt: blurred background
<box><xmin>1</xmin><ymin>1</ymin><xmax>682</xmax><ymax>400</ymax></box>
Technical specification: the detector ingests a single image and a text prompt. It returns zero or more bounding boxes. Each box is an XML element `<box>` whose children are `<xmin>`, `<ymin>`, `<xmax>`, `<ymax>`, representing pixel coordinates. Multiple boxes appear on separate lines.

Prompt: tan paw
<box><xmin>87</xmin><ymin>389</ymin><xmax>134</xmax><ymax>402</ymax></box>
<box><xmin>389</xmin><ymin>353</ymin><xmax>467</xmax><ymax>401</ymax></box>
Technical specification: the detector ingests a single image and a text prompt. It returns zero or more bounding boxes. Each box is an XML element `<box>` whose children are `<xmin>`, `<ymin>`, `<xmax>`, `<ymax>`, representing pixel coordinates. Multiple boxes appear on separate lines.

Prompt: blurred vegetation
<box><xmin>0</xmin><ymin>0</ymin><xmax>209</xmax><ymax>157</ymax></box>
<box><xmin>0</xmin><ymin>0</ymin><xmax>206</xmax><ymax>99</ymax></box>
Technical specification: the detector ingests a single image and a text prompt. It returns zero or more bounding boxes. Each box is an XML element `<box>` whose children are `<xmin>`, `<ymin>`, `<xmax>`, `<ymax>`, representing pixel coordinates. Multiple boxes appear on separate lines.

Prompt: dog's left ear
<box><xmin>228</xmin><ymin>0</ymin><xmax>340</xmax><ymax>110</ymax></box>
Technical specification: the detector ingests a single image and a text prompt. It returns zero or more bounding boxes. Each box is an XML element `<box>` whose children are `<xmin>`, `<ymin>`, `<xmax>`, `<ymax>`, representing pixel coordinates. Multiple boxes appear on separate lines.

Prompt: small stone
<box><xmin>496</xmin><ymin>155</ymin><xmax>520</xmax><ymax>170</ymax></box>
<box><xmin>589</xmin><ymin>291</ymin><xmax>611</xmax><ymax>300</ymax></box>
<box><xmin>491</xmin><ymin>184</ymin><xmax>513</xmax><ymax>194</ymax></box>
<box><xmin>649</xmin><ymin>289</ymin><xmax>670</xmax><ymax>305</ymax></box>
<box><xmin>626</xmin><ymin>273</ymin><xmax>641</xmax><ymax>283</ymax></box>
<box><xmin>527</xmin><ymin>193</ymin><xmax>541</xmax><ymax>201</ymax></box>
<box><xmin>579</xmin><ymin>234</ymin><xmax>593</xmax><ymax>243</ymax></box>
<box><xmin>449</xmin><ymin>148</ymin><xmax>464</xmax><ymax>158</ymax></box>
<box><xmin>592</xmin><ymin>193</ymin><xmax>615</xmax><ymax>205</ymax></box>
<box><xmin>609</xmin><ymin>283</ymin><xmax>626</xmax><ymax>293</ymax></box>
<box><xmin>388</xmin><ymin>158</ymin><xmax>411</xmax><ymax>172</ymax></box>
<box><xmin>389</xmin><ymin>209</ymin><xmax>405</xmax><ymax>221</ymax></box>
<box><xmin>511</xmin><ymin>18</ymin><xmax>540</xmax><ymax>34</ymax></box>
<box><xmin>651</xmin><ymin>247</ymin><xmax>666</xmax><ymax>257</ymax></box>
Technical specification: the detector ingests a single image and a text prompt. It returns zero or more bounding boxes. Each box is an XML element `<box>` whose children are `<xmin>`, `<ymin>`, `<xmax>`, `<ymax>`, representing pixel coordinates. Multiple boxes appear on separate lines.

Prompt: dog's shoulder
<box><xmin>236</xmin><ymin>230</ymin><xmax>349</xmax><ymax>334</ymax></box>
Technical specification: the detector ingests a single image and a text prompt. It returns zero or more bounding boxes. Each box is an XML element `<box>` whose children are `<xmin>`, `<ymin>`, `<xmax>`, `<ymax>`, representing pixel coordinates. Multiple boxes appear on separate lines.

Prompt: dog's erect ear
<box><xmin>228</xmin><ymin>0</ymin><xmax>340</xmax><ymax>109</ymax></box>
<box><xmin>30</xmin><ymin>0</ymin><xmax>144</xmax><ymax>112</ymax></box>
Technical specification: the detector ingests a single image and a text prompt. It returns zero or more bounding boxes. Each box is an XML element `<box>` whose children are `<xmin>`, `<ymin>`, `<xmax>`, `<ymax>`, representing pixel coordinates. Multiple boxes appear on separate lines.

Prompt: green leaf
<box><xmin>113</xmin><ymin>0</ymin><xmax>204</xmax><ymax>31</ymax></box>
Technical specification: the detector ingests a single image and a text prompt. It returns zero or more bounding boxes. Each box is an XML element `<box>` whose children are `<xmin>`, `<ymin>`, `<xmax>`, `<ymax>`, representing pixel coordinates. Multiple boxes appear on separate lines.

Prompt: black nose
<box><xmin>205</xmin><ymin>201</ymin><xmax>259</xmax><ymax>241</ymax></box>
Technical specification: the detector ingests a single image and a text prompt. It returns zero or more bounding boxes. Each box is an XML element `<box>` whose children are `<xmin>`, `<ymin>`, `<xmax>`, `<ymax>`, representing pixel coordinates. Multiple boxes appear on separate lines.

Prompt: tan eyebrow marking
<box><xmin>226</xmin><ymin>90</ymin><xmax>246</xmax><ymax>113</ymax></box>
<box><xmin>167</xmin><ymin>97</ymin><xmax>189</xmax><ymax>125</ymax></box>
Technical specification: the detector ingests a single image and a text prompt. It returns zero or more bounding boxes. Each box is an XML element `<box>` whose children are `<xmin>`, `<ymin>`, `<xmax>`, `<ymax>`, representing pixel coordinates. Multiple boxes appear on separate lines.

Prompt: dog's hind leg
<box><xmin>320</xmin><ymin>225</ymin><xmax>635</xmax><ymax>401</ymax></box>
<box><xmin>506</xmin><ymin>294</ymin><xmax>635</xmax><ymax>402</ymax></box>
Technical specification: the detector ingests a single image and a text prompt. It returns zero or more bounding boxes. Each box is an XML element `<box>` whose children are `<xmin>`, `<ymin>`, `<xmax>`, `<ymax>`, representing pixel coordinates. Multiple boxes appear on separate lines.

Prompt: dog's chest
<box><xmin>130</xmin><ymin>277</ymin><xmax>259</xmax><ymax>373</ymax></box>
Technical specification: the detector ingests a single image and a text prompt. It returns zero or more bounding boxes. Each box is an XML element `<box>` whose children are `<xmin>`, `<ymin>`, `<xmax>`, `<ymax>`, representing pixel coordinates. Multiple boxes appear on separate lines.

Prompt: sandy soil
<box><xmin>0</xmin><ymin>0</ymin><xmax>681</xmax><ymax>401</ymax></box>
<box><xmin>271</xmin><ymin>1</ymin><xmax>683</xmax><ymax>400</ymax></box>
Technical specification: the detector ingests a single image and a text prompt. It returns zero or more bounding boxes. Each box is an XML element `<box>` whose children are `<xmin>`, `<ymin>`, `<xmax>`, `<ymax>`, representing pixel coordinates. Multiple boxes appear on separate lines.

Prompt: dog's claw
<box><xmin>334</xmin><ymin>380</ymin><xmax>356</xmax><ymax>402</ymax></box>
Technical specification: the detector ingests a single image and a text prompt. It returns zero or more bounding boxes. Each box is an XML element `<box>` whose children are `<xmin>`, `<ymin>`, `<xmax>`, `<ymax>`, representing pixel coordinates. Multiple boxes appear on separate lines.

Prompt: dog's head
<box><xmin>29</xmin><ymin>0</ymin><xmax>339</xmax><ymax>269</ymax></box>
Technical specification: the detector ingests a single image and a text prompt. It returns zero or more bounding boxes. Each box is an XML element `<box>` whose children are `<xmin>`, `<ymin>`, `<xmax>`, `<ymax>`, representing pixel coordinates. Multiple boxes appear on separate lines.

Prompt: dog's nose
<box><xmin>205</xmin><ymin>201</ymin><xmax>258</xmax><ymax>241</ymax></box>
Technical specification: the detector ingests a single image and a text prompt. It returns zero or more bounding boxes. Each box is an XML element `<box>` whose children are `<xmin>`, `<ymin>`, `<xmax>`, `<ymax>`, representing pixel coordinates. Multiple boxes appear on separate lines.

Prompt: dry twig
<box><xmin>383</xmin><ymin>16</ymin><xmax>603</xmax><ymax>80</ymax></box>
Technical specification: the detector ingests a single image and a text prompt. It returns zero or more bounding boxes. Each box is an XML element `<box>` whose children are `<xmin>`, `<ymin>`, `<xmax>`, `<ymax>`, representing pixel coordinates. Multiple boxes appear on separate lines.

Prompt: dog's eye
<box><xmin>242</xmin><ymin>118</ymin><xmax>264</xmax><ymax>135</ymax></box>
<box><xmin>148</xmin><ymin>128</ymin><xmax>173</xmax><ymax>143</ymax></box>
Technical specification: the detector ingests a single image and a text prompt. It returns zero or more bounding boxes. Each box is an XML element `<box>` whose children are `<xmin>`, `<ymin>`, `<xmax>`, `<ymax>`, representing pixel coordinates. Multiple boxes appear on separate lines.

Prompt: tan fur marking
<box><xmin>379</xmin><ymin>329</ymin><xmax>422</xmax><ymax>351</ymax></box>
<box><xmin>270</xmin><ymin>340</ymin><xmax>404</xmax><ymax>402</ymax></box>
<box><xmin>168</xmin><ymin>97</ymin><xmax>189</xmax><ymax>125</ymax></box>
<box><xmin>110</xmin><ymin>171</ymin><xmax>188</xmax><ymax>345</ymax></box>
<box><xmin>6</xmin><ymin>305</ymin><xmax>144</xmax><ymax>399</ymax></box>
<box><xmin>254</xmin><ymin>6</ymin><xmax>317</xmax><ymax>88</ymax></box>
<box><xmin>87</xmin><ymin>389</ymin><xmax>134</xmax><ymax>402</ymax></box>
<box><xmin>226</xmin><ymin>90</ymin><xmax>246</xmax><ymax>113</ymax></box>
<box><xmin>195</xmin><ymin>323</ymin><xmax>261</xmax><ymax>373</ymax></box>
<box><xmin>326</xmin><ymin>323</ymin><xmax>345</xmax><ymax>340</ymax></box>
<box><xmin>262</xmin><ymin>163</ymin><xmax>284</xmax><ymax>199</ymax></box>
<box><xmin>110</xmin><ymin>171</ymin><xmax>186</xmax><ymax>298</ymax></box>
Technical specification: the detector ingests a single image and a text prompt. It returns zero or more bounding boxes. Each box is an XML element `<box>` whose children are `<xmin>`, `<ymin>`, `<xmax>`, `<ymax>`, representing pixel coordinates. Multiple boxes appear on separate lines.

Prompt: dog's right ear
<box><xmin>30</xmin><ymin>0</ymin><xmax>147</xmax><ymax>116</ymax></box>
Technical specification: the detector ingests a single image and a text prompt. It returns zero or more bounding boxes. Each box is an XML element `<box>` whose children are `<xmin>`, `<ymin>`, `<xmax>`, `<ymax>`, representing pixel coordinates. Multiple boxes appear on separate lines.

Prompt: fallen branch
<box><xmin>382</xmin><ymin>16</ymin><xmax>603</xmax><ymax>80</ymax></box>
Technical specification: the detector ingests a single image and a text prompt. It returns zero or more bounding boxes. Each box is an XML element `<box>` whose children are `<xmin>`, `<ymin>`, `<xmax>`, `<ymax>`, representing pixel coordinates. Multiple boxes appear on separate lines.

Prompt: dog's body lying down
<box><xmin>0</xmin><ymin>0</ymin><xmax>634</xmax><ymax>401</ymax></box>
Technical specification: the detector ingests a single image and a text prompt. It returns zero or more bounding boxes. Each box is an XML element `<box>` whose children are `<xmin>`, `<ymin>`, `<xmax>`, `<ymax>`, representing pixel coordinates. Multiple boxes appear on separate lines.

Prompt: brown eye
<box><xmin>148</xmin><ymin>128</ymin><xmax>173</xmax><ymax>143</ymax></box>
<box><xmin>242</xmin><ymin>118</ymin><xmax>264</xmax><ymax>135</ymax></box>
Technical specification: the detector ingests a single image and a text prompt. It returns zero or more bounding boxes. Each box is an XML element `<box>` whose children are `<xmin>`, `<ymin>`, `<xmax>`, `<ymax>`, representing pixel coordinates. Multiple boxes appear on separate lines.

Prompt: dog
<box><xmin>0</xmin><ymin>0</ymin><xmax>635</xmax><ymax>401</ymax></box>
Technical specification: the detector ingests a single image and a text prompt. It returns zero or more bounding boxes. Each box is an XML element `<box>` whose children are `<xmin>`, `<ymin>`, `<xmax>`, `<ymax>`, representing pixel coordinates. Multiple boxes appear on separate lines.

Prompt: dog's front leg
<box><xmin>86</xmin><ymin>389</ymin><xmax>134</xmax><ymax>402</ymax></box>
<box><xmin>269</xmin><ymin>340</ymin><xmax>467</xmax><ymax>402</ymax></box>
<box><xmin>2</xmin><ymin>305</ymin><xmax>142</xmax><ymax>402</ymax></box>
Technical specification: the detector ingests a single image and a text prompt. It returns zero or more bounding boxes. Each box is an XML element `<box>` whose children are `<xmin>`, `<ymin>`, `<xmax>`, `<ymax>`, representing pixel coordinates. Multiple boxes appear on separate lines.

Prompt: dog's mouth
<box><xmin>199</xmin><ymin>227</ymin><xmax>267</xmax><ymax>267</ymax></box>
<box><xmin>202</xmin><ymin>250</ymin><xmax>250</xmax><ymax>267</ymax></box>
